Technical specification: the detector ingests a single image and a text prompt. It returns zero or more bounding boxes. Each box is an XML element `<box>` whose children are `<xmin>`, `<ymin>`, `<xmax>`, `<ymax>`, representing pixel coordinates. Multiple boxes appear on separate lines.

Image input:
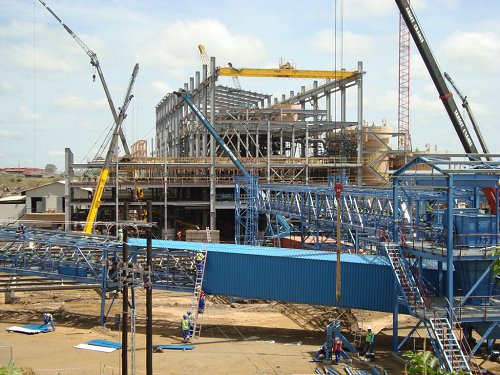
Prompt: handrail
<box><xmin>437</xmin><ymin>296</ymin><xmax>482</xmax><ymax>374</ymax></box>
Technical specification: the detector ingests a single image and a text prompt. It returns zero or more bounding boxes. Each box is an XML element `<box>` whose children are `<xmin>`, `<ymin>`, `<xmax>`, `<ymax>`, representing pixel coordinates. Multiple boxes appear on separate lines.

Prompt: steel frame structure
<box><xmin>0</xmin><ymin>226</ymin><xmax>200</xmax><ymax>325</ymax></box>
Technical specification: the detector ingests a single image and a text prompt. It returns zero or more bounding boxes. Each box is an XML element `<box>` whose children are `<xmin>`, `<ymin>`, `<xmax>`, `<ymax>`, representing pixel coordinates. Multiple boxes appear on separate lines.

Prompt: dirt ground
<box><xmin>0</xmin><ymin>287</ymin><xmax>498</xmax><ymax>375</ymax></box>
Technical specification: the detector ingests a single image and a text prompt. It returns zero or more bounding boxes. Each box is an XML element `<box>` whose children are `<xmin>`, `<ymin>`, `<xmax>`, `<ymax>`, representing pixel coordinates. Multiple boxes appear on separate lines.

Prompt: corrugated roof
<box><xmin>0</xmin><ymin>195</ymin><xmax>25</xmax><ymax>202</ymax></box>
<box><xmin>128</xmin><ymin>238</ymin><xmax>389</xmax><ymax>266</ymax></box>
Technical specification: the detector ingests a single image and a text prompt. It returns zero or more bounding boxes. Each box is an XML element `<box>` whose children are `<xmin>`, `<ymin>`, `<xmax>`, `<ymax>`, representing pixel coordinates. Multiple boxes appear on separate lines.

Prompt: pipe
<box><xmin>122</xmin><ymin>227</ymin><xmax>128</xmax><ymax>375</ymax></box>
<box><xmin>146</xmin><ymin>201</ymin><xmax>153</xmax><ymax>374</ymax></box>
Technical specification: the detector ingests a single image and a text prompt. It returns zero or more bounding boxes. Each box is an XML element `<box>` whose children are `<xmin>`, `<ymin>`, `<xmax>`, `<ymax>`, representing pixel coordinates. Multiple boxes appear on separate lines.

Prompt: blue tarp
<box><xmin>86</xmin><ymin>339</ymin><xmax>122</xmax><ymax>349</ymax></box>
<box><xmin>154</xmin><ymin>345</ymin><xmax>195</xmax><ymax>350</ymax></box>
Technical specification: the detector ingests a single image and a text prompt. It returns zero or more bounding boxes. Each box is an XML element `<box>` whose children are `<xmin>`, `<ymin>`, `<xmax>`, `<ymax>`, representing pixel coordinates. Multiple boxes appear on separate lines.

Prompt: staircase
<box><xmin>383</xmin><ymin>244</ymin><xmax>425</xmax><ymax>314</ymax></box>
<box><xmin>383</xmin><ymin>244</ymin><xmax>480</xmax><ymax>374</ymax></box>
<box><xmin>428</xmin><ymin>317</ymin><xmax>471</xmax><ymax>373</ymax></box>
<box><xmin>190</xmin><ymin>227</ymin><xmax>210</xmax><ymax>339</ymax></box>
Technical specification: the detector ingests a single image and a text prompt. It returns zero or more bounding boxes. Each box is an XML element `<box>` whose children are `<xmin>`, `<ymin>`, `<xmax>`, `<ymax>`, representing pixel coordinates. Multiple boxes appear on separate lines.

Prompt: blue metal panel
<box><xmin>454</xmin><ymin>213</ymin><xmax>496</xmax><ymax>245</ymax></box>
<box><xmin>454</xmin><ymin>260</ymin><xmax>495</xmax><ymax>305</ymax></box>
<box><xmin>203</xmin><ymin>250</ymin><xmax>396</xmax><ymax>312</ymax></box>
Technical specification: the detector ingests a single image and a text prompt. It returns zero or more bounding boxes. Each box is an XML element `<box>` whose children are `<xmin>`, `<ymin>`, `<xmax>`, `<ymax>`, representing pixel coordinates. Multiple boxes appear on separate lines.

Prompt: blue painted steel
<box><xmin>22</xmin><ymin>324</ymin><xmax>52</xmax><ymax>332</ymax></box>
<box><xmin>154</xmin><ymin>345</ymin><xmax>195</xmax><ymax>350</ymax></box>
<box><xmin>454</xmin><ymin>260</ymin><xmax>497</xmax><ymax>305</ymax></box>
<box><xmin>454</xmin><ymin>213</ymin><xmax>496</xmax><ymax>246</ymax></box>
<box><xmin>86</xmin><ymin>339</ymin><xmax>122</xmax><ymax>348</ymax></box>
<box><xmin>202</xmin><ymin>245</ymin><xmax>395</xmax><ymax>311</ymax></box>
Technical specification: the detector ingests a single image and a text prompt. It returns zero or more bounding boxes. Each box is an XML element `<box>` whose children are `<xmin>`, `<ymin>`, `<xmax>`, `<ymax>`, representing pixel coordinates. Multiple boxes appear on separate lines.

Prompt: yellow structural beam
<box><xmin>217</xmin><ymin>67</ymin><xmax>357</xmax><ymax>79</ymax></box>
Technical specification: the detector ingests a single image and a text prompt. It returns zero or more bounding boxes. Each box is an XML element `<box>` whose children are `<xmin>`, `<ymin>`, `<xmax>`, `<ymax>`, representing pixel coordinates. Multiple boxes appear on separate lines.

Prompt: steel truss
<box><xmin>0</xmin><ymin>226</ymin><xmax>201</xmax><ymax>324</ymax></box>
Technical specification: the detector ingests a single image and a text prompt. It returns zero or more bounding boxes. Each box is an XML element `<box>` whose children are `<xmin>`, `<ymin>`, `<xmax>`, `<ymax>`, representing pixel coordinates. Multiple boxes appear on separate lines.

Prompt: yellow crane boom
<box><xmin>217</xmin><ymin>67</ymin><xmax>357</xmax><ymax>79</ymax></box>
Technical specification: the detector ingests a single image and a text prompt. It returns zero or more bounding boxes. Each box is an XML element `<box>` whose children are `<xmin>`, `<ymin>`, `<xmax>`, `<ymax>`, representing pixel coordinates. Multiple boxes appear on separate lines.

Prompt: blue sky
<box><xmin>1</xmin><ymin>0</ymin><xmax>499</xmax><ymax>171</ymax></box>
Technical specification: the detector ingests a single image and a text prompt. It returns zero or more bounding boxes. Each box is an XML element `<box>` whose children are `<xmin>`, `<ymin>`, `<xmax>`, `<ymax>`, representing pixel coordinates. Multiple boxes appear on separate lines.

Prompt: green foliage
<box><xmin>0</xmin><ymin>364</ymin><xmax>22</xmax><ymax>375</ymax></box>
<box><xmin>491</xmin><ymin>247</ymin><xmax>500</xmax><ymax>278</ymax></box>
<box><xmin>403</xmin><ymin>351</ymin><xmax>464</xmax><ymax>375</ymax></box>
<box><xmin>44</xmin><ymin>163</ymin><xmax>57</xmax><ymax>174</ymax></box>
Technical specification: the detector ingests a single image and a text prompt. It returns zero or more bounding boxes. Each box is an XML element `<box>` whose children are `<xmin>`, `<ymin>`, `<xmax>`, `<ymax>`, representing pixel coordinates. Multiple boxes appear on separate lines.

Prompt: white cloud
<box><xmin>0</xmin><ymin>128</ymin><xmax>21</xmax><ymax>139</ymax></box>
<box><xmin>0</xmin><ymin>80</ymin><xmax>16</xmax><ymax>95</ymax></box>
<box><xmin>343</xmin><ymin>0</ymin><xmax>395</xmax><ymax>21</ymax></box>
<box><xmin>439</xmin><ymin>31</ymin><xmax>500</xmax><ymax>72</ymax></box>
<box><xmin>136</xmin><ymin>19</ymin><xmax>267</xmax><ymax>75</ymax></box>
<box><xmin>54</xmin><ymin>95</ymin><xmax>108</xmax><ymax>111</ymax></box>
<box><xmin>150</xmin><ymin>81</ymin><xmax>173</xmax><ymax>99</ymax></box>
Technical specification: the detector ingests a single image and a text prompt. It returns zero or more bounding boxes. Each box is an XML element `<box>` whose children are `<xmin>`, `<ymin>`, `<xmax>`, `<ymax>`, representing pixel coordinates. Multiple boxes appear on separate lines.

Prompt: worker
<box><xmin>195</xmin><ymin>251</ymin><xmax>205</xmax><ymax>273</ymax></box>
<box><xmin>314</xmin><ymin>343</ymin><xmax>329</xmax><ymax>360</ymax></box>
<box><xmin>186</xmin><ymin>310</ymin><xmax>194</xmax><ymax>337</ymax></box>
<box><xmin>425</xmin><ymin>201</ymin><xmax>433</xmax><ymax>222</ymax></box>
<box><xmin>16</xmin><ymin>223</ymin><xmax>25</xmax><ymax>238</ymax></box>
<box><xmin>362</xmin><ymin>327</ymin><xmax>375</xmax><ymax>355</ymax></box>
<box><xmin>117</xmin><ymin>228</ymin><xmax>124</xmax><ymax>242</ymax></box>
<box><xmin>180</xmin><ymin>314</ymin><xmax>190</xmax><ymax>342</ymax></box>
<box><xmin>378</xmin><ymin>226</ymin><xmax>389</xmax><ymax>243</ymax></box>
<box><xmin>43</xmin><ymin>313</ymin><xmax>55</xmax><ymax>331</ymax></box>
<box><xmin>333</xmin><ymin>337</ymin><xmax>343</xmax><ymax>364</ymax></box>
<box><xmin>198</xmin><ymin>289</ymin><xmax>206</xmax><ymax>314</ymax></box>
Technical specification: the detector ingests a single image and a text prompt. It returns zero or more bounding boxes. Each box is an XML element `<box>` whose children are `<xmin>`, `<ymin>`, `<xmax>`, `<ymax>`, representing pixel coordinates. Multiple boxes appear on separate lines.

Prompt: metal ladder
<box><xmin>190</xmin><ymin>227</ymin><xmax>210</xmax><ymax>339</ymax></box>
<box><xmin>384</xmin><ymin>244</ymin><xmax>425</xmax><ymax>314</ymax></box>
<box><xmin>428</xmin><ymin>317</ymin><xmax>471</xmax><ymax>373</ymax></box>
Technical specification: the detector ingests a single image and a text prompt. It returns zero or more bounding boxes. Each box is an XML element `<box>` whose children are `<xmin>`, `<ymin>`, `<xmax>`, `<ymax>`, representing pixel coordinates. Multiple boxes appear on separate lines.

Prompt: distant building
<box><xmin>0</xmin><ymin>181</ymin><xmax>90</xmax><ymax>229</ymax></box>
<box><xmin>0</xmin><ymin>167</ymin><xmax>47</xmax><ymax>177</ymax></box>
<box><xmin>131</xmin><ymin>140</ymin><xmax>148</xmax><ymax>158</ymax></box>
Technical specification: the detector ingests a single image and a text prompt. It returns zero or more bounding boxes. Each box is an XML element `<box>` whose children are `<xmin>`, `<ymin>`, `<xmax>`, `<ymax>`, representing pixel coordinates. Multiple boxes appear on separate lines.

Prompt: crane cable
<box><xmin>33</xmin><ymin>1</ymin><xmax>37</xmax><ymax>168</ymax></box>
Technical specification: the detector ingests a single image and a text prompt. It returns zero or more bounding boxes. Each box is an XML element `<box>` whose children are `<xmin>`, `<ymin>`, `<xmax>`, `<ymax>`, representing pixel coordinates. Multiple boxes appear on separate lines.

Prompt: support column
<box><xmin>64</xmin><ymin>148</ymin><xmax>73</xmax><ymax>231</ymax></box>
<box><xmin>446</xmin><ymin>175</ymin><xmax>454</xmax><ymax>315</ymax></box>
<box><xmin>357</xmin><ymin>61</ymin><xmax>364</xmax><ymax>186</ymax></box>
<box><xmin>393</xmin><ymin>280</ymin><xmax>399</xmax><ymax>352</ymax></box>
<box><xmin>267</xmin><ymin>120</ymin><xmax>271</xmax><ymax>183</ymax></box>
<box><xmin>209</xmin><ymin>57</ymin><xmax>217</xmax><ymax>230</ymax></box>
<box><xmin>122</xmin><ymin>228</ymin><xmax>129</xmax><ymax>375</ymax></box>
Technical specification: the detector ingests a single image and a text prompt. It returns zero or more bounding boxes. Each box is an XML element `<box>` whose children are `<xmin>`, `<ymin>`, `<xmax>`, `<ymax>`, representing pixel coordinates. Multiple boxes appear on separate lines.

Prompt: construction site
<box><xmin>1</xmin><ymin>0</ymin><xmax>499</xmax><ymax>374</ymax></box>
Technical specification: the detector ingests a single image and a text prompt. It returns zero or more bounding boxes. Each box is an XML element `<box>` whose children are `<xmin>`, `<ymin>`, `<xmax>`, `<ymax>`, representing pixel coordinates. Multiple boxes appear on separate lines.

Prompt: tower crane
<box><xmin>38</xmin><ymin>0</ymin><xmax>131</xmax><ymax>157</ymax></box>
<box><xmin>395</xmin><ymin>0</ymin><xmax>497</xmax><ymax>213</ymax></box>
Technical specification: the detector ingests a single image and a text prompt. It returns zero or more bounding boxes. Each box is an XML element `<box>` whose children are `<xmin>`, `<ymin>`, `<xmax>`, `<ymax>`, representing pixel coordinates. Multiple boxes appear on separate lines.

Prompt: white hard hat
<box><xmin>367</xmin><ymin>326</ymin><xmax>372</xmax><ymax>330</ymax></box>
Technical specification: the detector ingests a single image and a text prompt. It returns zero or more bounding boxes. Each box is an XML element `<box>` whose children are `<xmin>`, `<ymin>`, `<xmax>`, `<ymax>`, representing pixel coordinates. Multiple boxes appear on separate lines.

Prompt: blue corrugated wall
<box><xmin>203</xmin><ymin>249</ymin><xmax>396</xmax><ymax>312</ymax></box>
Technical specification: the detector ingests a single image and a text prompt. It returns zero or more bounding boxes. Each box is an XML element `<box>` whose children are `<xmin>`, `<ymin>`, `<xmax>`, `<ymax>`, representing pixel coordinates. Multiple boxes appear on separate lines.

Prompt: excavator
<box><xmin>395</xmin><ymin>0</ymin><xmax>497</xmax><ymax>213</ymax></box>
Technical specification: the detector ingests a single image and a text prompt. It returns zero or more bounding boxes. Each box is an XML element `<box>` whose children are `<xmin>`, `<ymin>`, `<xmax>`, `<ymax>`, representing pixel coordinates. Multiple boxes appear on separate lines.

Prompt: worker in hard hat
<box><xmin>16</xmin><ymin>223</ymin><xmax>25</xmax><ymax>239</ymax></box>
<box><xmin>362</xmin><ymin>326</ymin><xmax>375</xmax><ymax>355</ymax></box>
<box><xmin>186</xmin><ymin>310</ymin><xmax>195</xmax><ymax>337</ymax></box>
<box><xmin>117</xmin><ymin>228</ymin><xmax>124</xmax><ymax>242</ymax></box>
<box><xmin>195</xmin><ymin>251</ymin><xmax>205</xmax><ymax>273</ymax></box>
<box><xmin>43</xmin><ymin>313</ymin><xmax>55</xmax><ymax>331</ymax></box>
<box><xmin>333</xmin><ymin>337</ymin><xmax>343</xmax><ymax>364</ymax></box>
<box><xmin>198</xmin><ymin>289</ymin><xmax>206</xmax><ymax>314</ymax></box>
<box><xmin>180</xmin><ymin>314</ymin><xmax>190</xmax><ymax>342</ymax></box>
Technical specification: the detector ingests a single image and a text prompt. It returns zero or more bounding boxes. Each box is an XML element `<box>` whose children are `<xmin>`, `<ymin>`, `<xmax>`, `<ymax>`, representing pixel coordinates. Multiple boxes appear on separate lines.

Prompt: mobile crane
<box><xmin>38</xmin><ymin>0</ymin><xmax>131</xmax><ymax>157</ymax></box>
<box><xmin>395</xmin><ymin>0</ymin><xmax>497</xmax><ymax>213</ymax></box>
<box><xmin>174</xmin><ymin>90</ymin><xmax>291</xmax><ymax>245</ymax></box>
<box><xmin>84</xmin><ymin>64</ymin><xmax>139</xmax><ymax>233</ymax></box>
<box><xmin>38</xmin><ymin>0</ymin><xmax>140</xmax><ymax>233</ymax></box>
<box><xmin>444</xmin><ymin>72</ymin><xmax>491</xmax><ymax>161</ymax></box>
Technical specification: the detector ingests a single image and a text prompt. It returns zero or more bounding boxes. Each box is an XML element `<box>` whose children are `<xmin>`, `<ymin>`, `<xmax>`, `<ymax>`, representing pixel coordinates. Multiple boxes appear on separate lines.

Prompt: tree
<box><xmin>403</xmin><ymin>351</ymin><xmax>466</xmax><ymax>375</ymax></box>
<box><xmin>491</xmin><ymin>247</ymin><xmax>500</xmax><ymax>278</ymax></box>
<box><xmin>44</xmin><ymin>164</ymin><xmax>57</xmax><ymax>174</ymax></box>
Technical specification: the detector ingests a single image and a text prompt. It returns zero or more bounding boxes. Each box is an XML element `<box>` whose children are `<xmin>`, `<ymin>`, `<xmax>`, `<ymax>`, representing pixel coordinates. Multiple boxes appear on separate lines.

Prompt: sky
<box><xmin>1</xmin><ymin>0</ymin><xmax>499</xmax><ymax>171</ymax></box>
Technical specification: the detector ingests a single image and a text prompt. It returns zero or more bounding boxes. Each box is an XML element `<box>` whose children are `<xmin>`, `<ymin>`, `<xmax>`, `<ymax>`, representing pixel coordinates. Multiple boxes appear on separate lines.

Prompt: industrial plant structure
<box><xmin>1</xmin><ymin>1</ymin><xmax>499</xmax><ymax>374</ymax></box>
